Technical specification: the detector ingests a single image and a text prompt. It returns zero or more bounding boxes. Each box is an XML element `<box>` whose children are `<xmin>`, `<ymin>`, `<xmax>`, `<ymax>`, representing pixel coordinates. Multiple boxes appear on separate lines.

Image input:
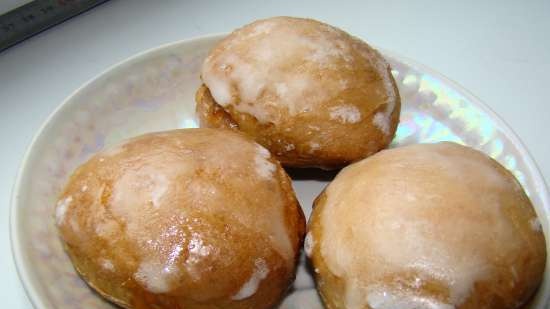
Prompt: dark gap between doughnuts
<box><xmin>285</xmin><ymin>167</ymin><xmax>340</xmax><ymax>181</ymax></box>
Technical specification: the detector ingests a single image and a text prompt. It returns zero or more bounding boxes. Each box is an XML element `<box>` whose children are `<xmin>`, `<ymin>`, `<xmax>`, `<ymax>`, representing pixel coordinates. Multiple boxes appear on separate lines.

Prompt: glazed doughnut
<box><xmin>55</xmin><ymin>129</ymin><xmax>305</xmax><ymax>309</ymax></box>
<box><xmin>197</xmin><ymin>16</ymin><xmax>400</xmax><ymax>169</ymax></box>
<box><xmin>307</xmin><ymin>142</ymin><xmax>546</xmax><ymax>309</ymax></box>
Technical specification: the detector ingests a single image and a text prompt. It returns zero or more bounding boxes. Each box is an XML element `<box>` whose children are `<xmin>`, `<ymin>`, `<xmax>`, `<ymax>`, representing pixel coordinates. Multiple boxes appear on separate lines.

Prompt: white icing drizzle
<box><xmin>55</xmin><ymin>196</ymin><xmax>73</xmax><ymax>225</ymax></box>
<box><xmin>366</xmin><ymin>287</ymin><xmax>455</xmax><ymax>309</ymax></box>
<box><xmin>304</xmin><ymin>232</ymin><xmax>314</xmax><ymax>257</ymax></box>
<box><xmin>362</xmin><ymin>48</ymin><xmax>396</xmax><ymax>136</ymax></box>
<box><xmin>202</xmin><ymin>72</ymin><xmax>233</xmax><ymax>106</ymax></box>
<box><xmin>134</xmin><ymin>260</ymin><xmax>178</xmax><ymax>294</ymax></box>
<box><xmin>275</xmin><ymin>82</ymin><xmax>289</xmax><ymax>97</ymax></box>
<box><xmin>183</xmin><ymin>232</ymin><xmax>213</xmax><ymax>281</ymax></box>
<box><xmin>149</xmin><ymin>174</ymin><xmax>168</xmax><ymax>208</ymax></box>
<box><xmin>134</xmin><ymin>230</ymin><xmax>187</xmax><ymax>293</ymax></box>
<box><xmin>254</xmin><ymin>144</ymin><xmax>276</xmax><ymax>179</ymax></box>
<box><xmin>232</xmin><ymin>258</ymin><xmax>270</xmax><ymax>300</ymax></box>
<box><xmin>201</xmin><ymin>18</ymin><xmax>364</xmax><ymax>124</ymax></box>
<box><xmin>100</xmin><ymin>258</ymin><xmax>115</xmax><ymax>271</ymax></box>
<box><xmin>373</xmin><ymin>112</ymin><xmax>390</xmax><ymax>135</ymax></box>
<box><xmin>284</xmin><ymin>143</ymin><xmax>296</xmax><ymax>151</ymax></box>
<box><xmin>329</xmin><ymin>105</ymin><xmax>361</xmax><ymax>124</ymax></box>
<box><xmin>187</xmin><ymin>233</ymin><xmax>210</xmax><ymax>260</ymax></box>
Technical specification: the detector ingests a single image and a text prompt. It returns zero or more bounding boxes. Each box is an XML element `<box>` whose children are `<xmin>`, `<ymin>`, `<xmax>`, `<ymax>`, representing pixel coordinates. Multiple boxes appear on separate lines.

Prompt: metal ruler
<box><xmin>0</xmin><ymin>0</ymin><xmax>109</xmax><ymax>52</ymax></box>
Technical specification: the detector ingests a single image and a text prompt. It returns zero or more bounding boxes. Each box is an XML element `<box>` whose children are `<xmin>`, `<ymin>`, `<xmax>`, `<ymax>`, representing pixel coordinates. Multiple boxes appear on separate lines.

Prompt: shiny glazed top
<box><xmin>309</xmin><ymin>142</ymin><xmax>546</xmax><ymax>309</ymax></box>
<box><xmin>55</xmin><ymin>129</ymin><xmax>305</xmax><ymax>308</ymax></box>
<box><xmin>199</xmin><ymin>16</ymin><xmax>400</xmax><ymax>167</ymax></box>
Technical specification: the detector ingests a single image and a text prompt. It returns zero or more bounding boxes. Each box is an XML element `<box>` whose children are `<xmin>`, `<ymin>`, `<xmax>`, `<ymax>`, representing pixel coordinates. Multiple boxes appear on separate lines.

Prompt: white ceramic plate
<box><xmin>10</xmin><ymin>34</ymin><xmax>550</xmax><ymax>309</ymax></box>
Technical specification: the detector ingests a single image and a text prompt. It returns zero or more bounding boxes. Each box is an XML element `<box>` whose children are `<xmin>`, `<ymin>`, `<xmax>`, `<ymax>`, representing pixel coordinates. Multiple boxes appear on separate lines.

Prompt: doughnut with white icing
<box><xmin>307</xmin><ymin>142</ymin><xmax>546</xmax><ymax>309</ymax></box>
<box><xmin>55</xmin><ymin>129</ymin><xmax>305</xmax><ymax>309</ymax></box>
<box><xmin>197</xmin><ymin>16</ymin><xmax>400</xmax><ymax>169</ymax></box>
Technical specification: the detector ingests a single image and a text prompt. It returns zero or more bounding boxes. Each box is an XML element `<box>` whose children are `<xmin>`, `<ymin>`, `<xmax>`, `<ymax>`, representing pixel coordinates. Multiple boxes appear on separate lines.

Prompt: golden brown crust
<box><xmin>308</xmin><ymin>190</ymin><xmax>345</xmax><ymax>309</ymax></box>
<box><xmin>55</xmin><ymin>129</ymin><xmax>305</xmax><ymax>309</ymax></box>
<box><xmin>307</xmin><ymin>142</ymin><xmax>546</xmax><ymax>309</ymax></box>
<box><xmin>197</xmin><ymin>17</ymin><xmax>401</xmax><ymax>169</ymax></box>
<box><xmin>196</xmin><ymin>84</ymin><xmax>400</xmax><ymax>169</ymax></box>
<box><xmin>196</xmin><ymin>85</ymin><xmax>239</xmax><ymax>131</ymax></box>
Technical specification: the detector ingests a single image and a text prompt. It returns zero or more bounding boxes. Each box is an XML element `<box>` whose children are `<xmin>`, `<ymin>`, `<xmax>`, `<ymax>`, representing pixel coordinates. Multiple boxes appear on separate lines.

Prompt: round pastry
<box><xmin>55</xmin><ymin>129</ymin><xmax>305</xmax><ymax>309</ymax></box>
<box><xmin>197</xmin><ymin>16</ymin><xmax>400</xmax><ymax>169</ymax></box>
<box><xmin>306</xmin><ymin>142</ymin><xmax>546</xmax><ymax>309</ymax></box>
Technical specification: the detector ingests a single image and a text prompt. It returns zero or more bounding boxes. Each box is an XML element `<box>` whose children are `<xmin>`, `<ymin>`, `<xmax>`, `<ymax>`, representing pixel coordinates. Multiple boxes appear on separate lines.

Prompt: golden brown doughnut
<box><xmin>307</xmin><ymin>142</ymin><xmax>546</xmax><ymax>309</ymax></box>
<box><xmin>55</xmin><ymin>129</ymin><xmax>306</xmax><ymax>309</ymax></box>
<box><xmin>197</xmin><ymin>16</ymin><xmax>400</xmax><ymax>169</ymax></box>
